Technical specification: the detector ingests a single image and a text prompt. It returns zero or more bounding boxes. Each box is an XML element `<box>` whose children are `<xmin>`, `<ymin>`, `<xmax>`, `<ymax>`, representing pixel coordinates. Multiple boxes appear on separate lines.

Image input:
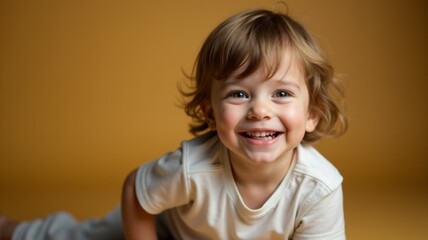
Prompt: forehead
<box><xmin>225</xmin><ymin>49</ymin><xmax>305</xmax><ymax>85</ymax></box>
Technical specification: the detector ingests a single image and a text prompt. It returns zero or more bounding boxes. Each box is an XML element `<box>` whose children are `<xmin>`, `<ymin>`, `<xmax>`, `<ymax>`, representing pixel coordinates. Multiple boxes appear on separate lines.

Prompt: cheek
<box><xmin>280</xmin><ymin>106</ymin><xmax>308</xmax><ymax>130</ymax></box>
<box><xmin>216</xmin><ymin>107</ymin><xmax>240</xmax><ymax>129</ymax></box>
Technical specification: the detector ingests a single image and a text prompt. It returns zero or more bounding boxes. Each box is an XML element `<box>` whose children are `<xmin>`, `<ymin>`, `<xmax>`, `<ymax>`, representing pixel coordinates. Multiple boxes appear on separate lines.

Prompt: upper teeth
<box><xmin>247</xmin><ymin>132</ymin><xmax>275</xmax><ymax>137</ymax></box>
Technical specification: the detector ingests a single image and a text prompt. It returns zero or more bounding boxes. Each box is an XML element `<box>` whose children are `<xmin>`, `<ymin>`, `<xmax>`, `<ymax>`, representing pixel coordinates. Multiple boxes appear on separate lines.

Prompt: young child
<box><xmin>0</xmin><ymin>7</ymin><xmax>347</xmax><ymax>240</ymax></box>
<box><xmin>122</xmin><ymin>8</ymin><xmax>347</xmax><ymax>240</ymax></box>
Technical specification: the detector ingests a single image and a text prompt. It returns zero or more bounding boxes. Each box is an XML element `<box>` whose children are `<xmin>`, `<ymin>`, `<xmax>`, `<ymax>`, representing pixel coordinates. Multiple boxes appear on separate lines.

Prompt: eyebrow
<box><xmin>219</xmin><ymin>78</ymin><xmax>303</xmax><ymax>94</ymax></box>
<box><xmin>274</xmin><ymin>78</ymin><xmax>302</xmax><ymax>91</ymax></box>
<box><xmin>218</xmin><ymin>77</ymin><xmax>241</xmax><ymax>89</ymax></box>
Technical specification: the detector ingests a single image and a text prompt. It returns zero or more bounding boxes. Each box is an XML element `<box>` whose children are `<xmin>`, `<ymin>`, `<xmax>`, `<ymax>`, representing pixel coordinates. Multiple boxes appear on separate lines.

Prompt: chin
<box><xmin>246</xmin><ymin>154</ymin><xmax>281</xmax><ymax>164</ymax></box>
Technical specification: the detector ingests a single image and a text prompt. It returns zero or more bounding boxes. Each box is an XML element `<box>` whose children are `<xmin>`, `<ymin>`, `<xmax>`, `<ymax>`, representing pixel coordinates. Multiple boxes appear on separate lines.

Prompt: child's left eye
<box><xmin>273</xmin><ymin>90</ymin><xmax>291</xmax><ymax>98</ymax></box>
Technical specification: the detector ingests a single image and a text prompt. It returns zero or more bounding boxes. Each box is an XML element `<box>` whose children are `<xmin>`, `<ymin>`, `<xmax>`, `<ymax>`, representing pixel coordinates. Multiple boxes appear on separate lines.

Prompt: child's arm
<box><xmin>122</xmin><ymin>169</ymin><xmax>157</xmax><ymax>240</ymax></box>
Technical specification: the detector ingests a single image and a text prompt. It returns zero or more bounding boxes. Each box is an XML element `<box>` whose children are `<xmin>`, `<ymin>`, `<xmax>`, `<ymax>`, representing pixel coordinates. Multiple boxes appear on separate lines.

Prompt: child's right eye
<box><xmin>228</xmin><ymin>91</ymin><xmax>249</xmax><ymax>98</ymax></box>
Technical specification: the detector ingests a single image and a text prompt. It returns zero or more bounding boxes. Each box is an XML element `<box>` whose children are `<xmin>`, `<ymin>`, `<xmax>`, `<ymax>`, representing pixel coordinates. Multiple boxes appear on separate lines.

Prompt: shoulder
<box><xmin>181</xmin><ymin>131</ymin><xmax>223</xmax><ymax>173</ymax></box>
<box><xmin>135</xmin><ymin>132</ymin><xmax>222</xmax><ymax>214</ymax></box>
<box><xmin>290</xmin><ymin>145</ymin><xmax>344</xmax><ymax>220</ymax></box>
<box><xmin>292</xmin><ymin>144</ymin><xmax>343</xmax><ymax>192</ymax></box>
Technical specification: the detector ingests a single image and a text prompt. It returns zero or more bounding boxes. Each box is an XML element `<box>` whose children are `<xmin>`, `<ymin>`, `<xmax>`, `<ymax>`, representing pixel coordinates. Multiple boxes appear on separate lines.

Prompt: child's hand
<box><xmin>0</xmin><ymin>216</ymin><xmax>19</xmax><ymax>240</ymax></box>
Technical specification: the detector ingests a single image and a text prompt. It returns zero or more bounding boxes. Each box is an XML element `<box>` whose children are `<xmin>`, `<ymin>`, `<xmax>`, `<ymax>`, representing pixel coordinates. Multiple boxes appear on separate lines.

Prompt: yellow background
<box><xmin>1</xmin><ymin>0</ymin><xmax>427</xmax><ymax>239</ymax></box>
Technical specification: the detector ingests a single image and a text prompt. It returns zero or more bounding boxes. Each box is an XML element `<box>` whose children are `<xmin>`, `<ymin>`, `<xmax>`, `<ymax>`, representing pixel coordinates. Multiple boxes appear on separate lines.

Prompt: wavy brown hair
<box><xmin>180</xmin><ymin>9</ymin><xmax>347</xmax><ymax>143</ymax></box>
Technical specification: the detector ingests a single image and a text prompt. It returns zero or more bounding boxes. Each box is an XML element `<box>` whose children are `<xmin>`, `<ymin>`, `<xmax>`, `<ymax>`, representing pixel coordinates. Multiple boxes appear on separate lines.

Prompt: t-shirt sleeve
<box><xmin>293</xmin><ymin>185</ymin><xmax>345</xmax><ymax>240</ymax></box>
<box><xmin>134</xmin><ymin>147</ymin><xmax>190</xmax><ymax>215</ymax></box>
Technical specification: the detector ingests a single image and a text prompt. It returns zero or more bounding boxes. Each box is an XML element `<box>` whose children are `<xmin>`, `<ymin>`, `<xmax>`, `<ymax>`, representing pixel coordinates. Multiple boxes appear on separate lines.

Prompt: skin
<box><xmin>0</xmin><ymin>216</ymin><xmax>19</xmax><ymax>240</ymax></box>
<box><xmin>205</xmin><ymin>52</ymin><xmax>319</xmax><ymax>209</ymax></box>
<box><xmin>122</xmin><ymin>170</ymin><xmax>157</xmax><ymax>240</ymax></box>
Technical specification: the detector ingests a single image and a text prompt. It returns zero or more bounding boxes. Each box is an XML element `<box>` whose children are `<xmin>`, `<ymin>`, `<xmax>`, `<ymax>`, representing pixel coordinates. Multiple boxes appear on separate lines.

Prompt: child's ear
<box><xmin>202</xmin><ymin>103</ymin><xmax>216</xmax><ymax>130</ymax></box>
<box><xmin>305</xmin><ymin>109</ymin><xmax>320</xmax><ymax>133</ymax></box>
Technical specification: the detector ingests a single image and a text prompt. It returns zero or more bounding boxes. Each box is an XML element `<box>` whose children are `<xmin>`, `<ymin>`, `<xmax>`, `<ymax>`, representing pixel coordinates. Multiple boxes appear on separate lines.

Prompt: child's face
<box><xmin>206</xmin><ymin>52</ymin><xmax>319</xmax><ymax>165</ymax></box>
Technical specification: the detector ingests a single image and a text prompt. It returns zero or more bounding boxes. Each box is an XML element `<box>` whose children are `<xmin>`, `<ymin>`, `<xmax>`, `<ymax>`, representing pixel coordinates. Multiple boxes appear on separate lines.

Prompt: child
<box><xmin>0</xmin><ymin>7</ymin><xmax>347</xmax><ymax>240</ymax></box>
<box><xmin>122</xmin><ymin>8</ymin><xmax>347</xmax><ymax>240</ymax></box>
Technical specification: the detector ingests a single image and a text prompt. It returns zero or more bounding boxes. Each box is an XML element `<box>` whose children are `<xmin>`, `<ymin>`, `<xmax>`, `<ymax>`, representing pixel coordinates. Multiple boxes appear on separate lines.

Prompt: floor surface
<box><xmin>1</xmin><ymin>186</ymin><xmax>428</xmax><ymax>239</ymax></box>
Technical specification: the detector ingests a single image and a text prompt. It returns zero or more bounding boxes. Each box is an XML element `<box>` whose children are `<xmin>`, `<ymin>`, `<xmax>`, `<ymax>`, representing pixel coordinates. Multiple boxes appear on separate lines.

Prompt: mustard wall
<box><xmin>1</xmin><ymin>0</ymin><xmax>427</xmax><ymax>238</ymax></box>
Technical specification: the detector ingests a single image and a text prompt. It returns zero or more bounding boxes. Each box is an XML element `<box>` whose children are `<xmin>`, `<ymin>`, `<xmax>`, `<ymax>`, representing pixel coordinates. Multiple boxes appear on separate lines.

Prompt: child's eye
<box><xmin>273</xmin><ymin>90</ymin><xmax>291</xmax><ymax>98</ymax></box>
<box><xmin>228</xmin><ymin>91</ymin><xmax>249</xmax><ymax>98</ymax></box>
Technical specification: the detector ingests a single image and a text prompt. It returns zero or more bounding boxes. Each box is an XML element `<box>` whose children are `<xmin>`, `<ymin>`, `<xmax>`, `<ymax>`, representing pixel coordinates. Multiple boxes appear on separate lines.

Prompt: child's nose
<box><xmin>247</xmin><ymin>99</ymin><xmax>272</xmax><ymax>120</ymax></box>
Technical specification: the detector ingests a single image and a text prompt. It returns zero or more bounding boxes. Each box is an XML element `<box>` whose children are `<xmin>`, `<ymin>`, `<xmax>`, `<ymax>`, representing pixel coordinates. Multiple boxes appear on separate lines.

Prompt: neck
<box><xmin>228</xmin><ymin>149</ymin><xmax>295</xmax><ymax>186</ymax></box>
<box><xmin>227</xmin><ymin>149</ymin><xmax>295</xmax><ymax>209</ymax></box>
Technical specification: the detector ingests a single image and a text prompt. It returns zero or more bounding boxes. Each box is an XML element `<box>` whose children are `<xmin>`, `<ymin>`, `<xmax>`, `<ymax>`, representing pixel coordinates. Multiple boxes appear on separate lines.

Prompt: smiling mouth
<box><xmin>240</xmin><ymin>131</ymin><xmax>282</xmax><ymax>141</ymax></box>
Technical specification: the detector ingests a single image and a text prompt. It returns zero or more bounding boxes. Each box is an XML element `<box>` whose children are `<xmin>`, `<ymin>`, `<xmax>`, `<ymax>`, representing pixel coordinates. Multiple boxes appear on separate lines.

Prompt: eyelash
<box><xmin>226</xmin><ymin>90</ymin><xmax>292</xmax><ymax>99</ymax></box>
<box><xmin>227</xmin><ymin>91</ymin><xmax>249</xmax><ymax>98</ymax></box>
<box><xmin>273</xmin><ymin>90</ymin><xmax>292</xmax><ymax>98</ymax></box>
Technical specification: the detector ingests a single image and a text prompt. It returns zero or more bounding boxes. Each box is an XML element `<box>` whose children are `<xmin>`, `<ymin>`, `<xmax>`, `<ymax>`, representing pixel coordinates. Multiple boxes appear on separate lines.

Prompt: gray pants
<box><xmin>12</xmin><ymin>206</ymin><xmax>124</xmax><ymax>240</ymax></box>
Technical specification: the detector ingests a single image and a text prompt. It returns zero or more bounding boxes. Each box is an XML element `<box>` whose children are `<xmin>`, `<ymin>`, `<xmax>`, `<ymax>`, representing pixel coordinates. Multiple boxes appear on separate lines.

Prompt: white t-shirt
<box><xmin>135</xmin><ymin>132</ymin><xmax>345</xmax><ymax>239</ymax></box>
